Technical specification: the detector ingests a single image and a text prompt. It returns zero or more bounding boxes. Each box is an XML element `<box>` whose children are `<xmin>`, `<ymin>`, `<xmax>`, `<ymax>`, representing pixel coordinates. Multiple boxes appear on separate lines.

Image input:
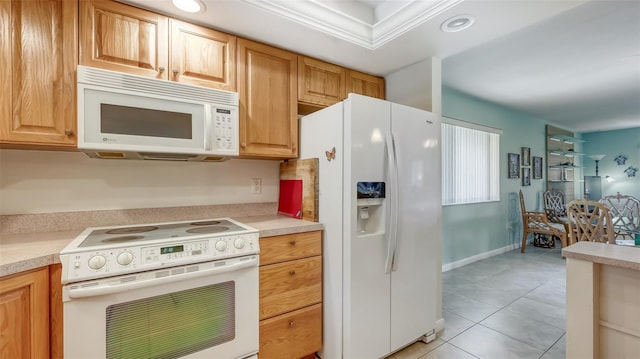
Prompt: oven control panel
<box><xmin>60</xmin><ymin>232</ymin><xmax>259</xmax><ymax>284</ymax></box>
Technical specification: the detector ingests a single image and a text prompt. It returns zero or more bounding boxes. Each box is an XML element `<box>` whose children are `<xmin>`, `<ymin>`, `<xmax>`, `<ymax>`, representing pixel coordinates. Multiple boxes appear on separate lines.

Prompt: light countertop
<box><xmin>562</xmin><ymin>241</ymin><xmax>640</xmax><ymax>271</ymax></box>
<box><xmin>0</xmin><ymin>215</ymin><xmax>323</xmax><ymax>278</ymax></box>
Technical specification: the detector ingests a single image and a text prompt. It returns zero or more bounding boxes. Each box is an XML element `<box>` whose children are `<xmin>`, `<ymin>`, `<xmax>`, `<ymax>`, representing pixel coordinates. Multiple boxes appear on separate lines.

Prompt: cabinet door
<box><xmin>0</xmin><ymin>0</ymin><xmax>77</xmax><ymax>147</ymax></box>
<box><xmin>346</xmin><ymin>70</ymin><xmax>385</xmax><ymax>99</ymax></box>
<box><xmin>237</xmin><ymin>39</ymin><xmax>298</xmax><ymax>159</ymax></box>
<box><xmin>170</xmin><ymin>19</ymin><xmax>236</xmax><ymax>90</ymax></box>
<box><xmin>259</xmin><ymin>304</ymin><xmax>322</xmax><ymax>359</ymax></box>
<box><xmin>80</xmin><ymin>0</ymin><xmax>168</xmax><ymax>79</ymax></box>
<box><xmin>259</xmin><ymin>256</ymin><xmax>322</xmax><ymax>320</ymax></box>
<box><xmin>298</xmin><ymin>56</ymin><xmax>345</xmax><ymax>107</ymax></box>
<box><xmin>260</xmin><ymin>231</ymin><xmax>322</xmax><ymax>266</ymax></box>
<box><xmin>0</xmin><ymin>267</ymin><xmax>50</xmax><ymax>359</ymax></box>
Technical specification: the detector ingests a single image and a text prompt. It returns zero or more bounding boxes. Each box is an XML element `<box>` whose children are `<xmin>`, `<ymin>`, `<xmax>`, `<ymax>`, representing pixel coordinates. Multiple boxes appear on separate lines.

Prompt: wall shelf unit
<box><xmin>546</xmin><ymin>125</ymin><xmax>585</xmax><ymax>202</ymax></box>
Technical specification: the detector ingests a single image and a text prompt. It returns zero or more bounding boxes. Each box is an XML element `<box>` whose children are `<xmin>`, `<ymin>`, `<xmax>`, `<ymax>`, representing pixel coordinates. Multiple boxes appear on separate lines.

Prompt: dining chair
<box><xmin>566</xmin><ymin>199</ymin><xmax>615</xmax><ymax>244</ymax></box>
<box><xmin>543</xmin><ymin>189</ymin><xmax>568</xmax><ymax>221</ymax></box>
<box><xmin>599</xmin><ymin>193</ymin><xmax>640</xmax><ymax>240</ymax></box>
<box><xmin>519</xmin><ymin>190</ymin><xmax>568</xmax><ymax>253</ymax></box>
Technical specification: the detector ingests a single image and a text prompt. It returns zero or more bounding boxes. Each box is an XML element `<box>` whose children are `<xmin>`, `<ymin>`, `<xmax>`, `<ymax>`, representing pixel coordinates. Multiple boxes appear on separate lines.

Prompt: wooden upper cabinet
<box><xmin>80</xmin><ymin>0</ymin><xmax>169</xmax><ymax>79</ymax></box>
<box><xmin>237</xmin><ymin>39</ymin><xmax>298</xmax><ymax>159</ymax></box>
<box><xmin>80</xmin><ymin>0</ymin><xmax>236</xmax><ymax>90</ymax></box>
<box><xmin>298</xmin><ymin>56</ymin><xmax>346</xmax><ymax>107</ymax></box>
<box><xmin>169</xmin><ymin>19</ymin><xmax>236</xmax><ymax>91</ymax></box>
<box><xmin>0</xmin><ymin>267</ymin><xmax>50</xmax><ymax>359</ymax></box>
<box><xmin>346</xmin><ymin>70</ymin><xmax>385</xmax><ymax>99</ymax></box>
<box><xmin>0</xmin><ymin>0</ymin><xmax>77</xmax><ymax>147</ymax></box>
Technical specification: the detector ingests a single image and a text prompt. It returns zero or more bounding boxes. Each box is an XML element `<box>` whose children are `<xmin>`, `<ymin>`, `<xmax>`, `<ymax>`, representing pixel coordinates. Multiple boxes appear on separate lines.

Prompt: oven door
<box><xmin>63</xmin><ymin>255</ymin><xmax>258</xmax><ymax>359</ymax></box>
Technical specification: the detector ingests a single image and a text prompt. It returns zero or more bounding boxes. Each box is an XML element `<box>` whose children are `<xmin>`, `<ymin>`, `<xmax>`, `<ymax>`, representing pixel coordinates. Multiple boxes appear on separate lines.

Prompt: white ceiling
<box><xmin>123</xmin><ymin>0</ymin><xmax>640</xmax><ymax>133</ymax></box>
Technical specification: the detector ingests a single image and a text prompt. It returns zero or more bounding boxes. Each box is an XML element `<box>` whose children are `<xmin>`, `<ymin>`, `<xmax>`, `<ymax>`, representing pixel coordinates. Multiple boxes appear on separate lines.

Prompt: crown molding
<box><xmin>241</xmin><ymin>0</ymin><xmax>464</xmax><ymax>50</ymax></box>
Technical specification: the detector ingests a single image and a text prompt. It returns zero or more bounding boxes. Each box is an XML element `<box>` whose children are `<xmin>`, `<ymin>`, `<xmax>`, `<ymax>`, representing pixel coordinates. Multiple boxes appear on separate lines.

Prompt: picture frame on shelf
<box><xmin>533</xmin><ymin>156</ymin><xmax>543</xmax><ymax>179</ymax></box>
<box><xmin>522</xmin><ymin>147</ymin><xmax>531</xmax><ymax>166</ymax></box>
<box><xmin>508</xmin><ymin>153</ymin><xmax>520</xmax><ymax>178</ymax></box>
<box><xmin>522</xmin><ymin>167</ymin><xmax>531</xmax><ymax>186</ymax></box>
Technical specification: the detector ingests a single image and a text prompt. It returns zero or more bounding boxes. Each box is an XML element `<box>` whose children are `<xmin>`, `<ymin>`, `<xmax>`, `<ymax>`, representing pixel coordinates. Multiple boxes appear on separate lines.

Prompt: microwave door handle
<box><xmin>65</xmin><ymin>257</ymin><xmax>257</xmax><ymax>299</ymax></box>
<box><xmin>204</xmin><ymin>105</ymin><xmax>212</xmax><ymax>151</ymax></box>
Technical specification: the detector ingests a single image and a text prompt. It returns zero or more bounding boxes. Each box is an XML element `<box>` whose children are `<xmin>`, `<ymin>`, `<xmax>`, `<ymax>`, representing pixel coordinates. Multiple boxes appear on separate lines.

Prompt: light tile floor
<box><xmin>386</xmin><ymin>243</ymin><xmax>566</xmax><ymax>359</ymax></box>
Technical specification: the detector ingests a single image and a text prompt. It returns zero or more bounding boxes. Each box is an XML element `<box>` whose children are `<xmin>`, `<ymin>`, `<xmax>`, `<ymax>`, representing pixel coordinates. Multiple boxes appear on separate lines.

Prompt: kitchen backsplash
<box><xmin>0</xmin><ymin>149</ymin><xmax>279</xmax><ymax>215</ymax></box>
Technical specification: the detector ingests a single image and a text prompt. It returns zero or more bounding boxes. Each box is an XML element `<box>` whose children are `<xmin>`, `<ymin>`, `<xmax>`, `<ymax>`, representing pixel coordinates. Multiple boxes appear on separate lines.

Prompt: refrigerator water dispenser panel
<box><xmin>357</xmin><ymin>182</ymin><xmax>385</xmax><ymax>199</ymax></box>
<box><xmin>357</xmin><ymin>182</ymin><xmax>386</xmax><ymax>234</ymax></box>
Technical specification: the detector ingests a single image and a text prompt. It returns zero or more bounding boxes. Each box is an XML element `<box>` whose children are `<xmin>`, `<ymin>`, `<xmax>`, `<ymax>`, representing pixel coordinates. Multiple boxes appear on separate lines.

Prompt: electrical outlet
<box><xmin>250</xmin><ymin>178</ymin><xmax>262</xmax><ymax>194</ymax></box>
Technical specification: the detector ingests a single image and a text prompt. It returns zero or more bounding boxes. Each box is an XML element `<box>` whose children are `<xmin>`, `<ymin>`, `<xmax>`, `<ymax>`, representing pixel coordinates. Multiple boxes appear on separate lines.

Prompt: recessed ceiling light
<box><xmin>172</xmin><ymin>0</ymin><xmax>205</xmax><ymax>13</ymax></box>
<box><xmin>441</xmin><ymin>15</ymin><xmax>475</xmax><ymax>33</ymax></box>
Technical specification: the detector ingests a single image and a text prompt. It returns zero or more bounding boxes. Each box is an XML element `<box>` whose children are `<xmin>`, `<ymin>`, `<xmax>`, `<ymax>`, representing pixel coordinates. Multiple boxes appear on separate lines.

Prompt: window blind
<box><xmin>442</xmin><ymin>119</ymin><xmax>501</xmax><ymax>205</ymax></box>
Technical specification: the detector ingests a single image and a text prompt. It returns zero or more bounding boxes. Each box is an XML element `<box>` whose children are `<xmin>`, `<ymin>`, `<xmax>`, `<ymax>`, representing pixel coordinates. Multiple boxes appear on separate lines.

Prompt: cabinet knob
<box><xmin>64</xmin><ymin>129</ymin><xmax>73</xmax><ymax>136</ymax></box>
<box><xmin>289</xmin><ymin>240</ymin><xmax>296</xmax><ymax>246</ymax></box>
<box><xmin>173</xmin><ymin>69</ymin><xmax>179</xmax><ymax>76</ymax></box>
<box><xmin>289</xmin><ymin>270</ymin><xmax>296</xmax><ymax>276</ymax></box>
<box><xmin>240</xmin><ymin>142</ymin><xmax>247</xmax><ymax>148</ymax></box>
<box><xmin>158</xmin><ymin>66</ymin><xmax>165</xmax><ymax>73</ymax></box>
<box><xmin>289</xmin><ymin>321</ymin><xmax>296</xmax><ymax>328</ymax></box>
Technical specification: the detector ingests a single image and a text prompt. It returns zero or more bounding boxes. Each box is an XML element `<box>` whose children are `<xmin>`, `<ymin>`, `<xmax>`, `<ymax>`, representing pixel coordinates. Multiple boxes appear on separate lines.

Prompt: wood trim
<box><xmin>49</xmin><ymin>264</ymin><xmax>63</xmax><ymax>359</ymax></box>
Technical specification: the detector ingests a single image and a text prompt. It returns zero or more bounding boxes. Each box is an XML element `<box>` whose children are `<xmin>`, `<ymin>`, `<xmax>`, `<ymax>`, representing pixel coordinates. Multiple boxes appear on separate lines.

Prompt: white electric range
<box><xmin>60</xmin><ymin>218</ymin><xmax>260</xmax><ymax>359</ymax></box>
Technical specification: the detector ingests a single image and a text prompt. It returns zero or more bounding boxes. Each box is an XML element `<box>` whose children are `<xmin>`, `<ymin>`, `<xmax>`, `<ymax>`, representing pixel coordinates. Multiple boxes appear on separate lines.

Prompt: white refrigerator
<box><xmin>300</xmin><ymin>94</ymin><xmax>441</xmax><ymax>359</ymax></box>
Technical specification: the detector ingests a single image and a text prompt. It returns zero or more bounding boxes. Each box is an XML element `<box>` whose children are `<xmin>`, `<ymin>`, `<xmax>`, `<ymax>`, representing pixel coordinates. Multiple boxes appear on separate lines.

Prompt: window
<box><xmin>442</xmin><ymin>118</ymin><xmax>501</xmax><ymax>205</ymax></box>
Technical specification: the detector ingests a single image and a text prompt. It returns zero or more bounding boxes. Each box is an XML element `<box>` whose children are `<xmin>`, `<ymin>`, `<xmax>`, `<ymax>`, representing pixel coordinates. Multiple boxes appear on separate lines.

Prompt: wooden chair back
<box><xmin>599</xmin><ymin>193</ymin><xmax>640</xmax><ymax>240</ymax></box>
<box><xmin>567</xmin><ymin>199</ymin><xmax>615</xmax><ymax>244</ymax></box>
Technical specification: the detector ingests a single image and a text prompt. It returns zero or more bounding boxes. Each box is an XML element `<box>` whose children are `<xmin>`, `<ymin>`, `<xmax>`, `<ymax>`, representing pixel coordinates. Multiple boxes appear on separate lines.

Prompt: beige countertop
<box><xmin>0</xmin><ymin>215</ymin><xmax>323</xmax><ymax>278</ymax></box>
<box><xmin>562</xmin><ymin>241</ymin><xmax>640</xmax><ymax>271</ymax></box>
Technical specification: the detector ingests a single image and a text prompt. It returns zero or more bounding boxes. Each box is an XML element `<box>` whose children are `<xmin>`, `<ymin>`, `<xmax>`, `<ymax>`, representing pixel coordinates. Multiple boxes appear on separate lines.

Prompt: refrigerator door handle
<box><xmin>384</xmin><ymin>132</ymin><xmax>399</xmax><ymax>274</ymax></box>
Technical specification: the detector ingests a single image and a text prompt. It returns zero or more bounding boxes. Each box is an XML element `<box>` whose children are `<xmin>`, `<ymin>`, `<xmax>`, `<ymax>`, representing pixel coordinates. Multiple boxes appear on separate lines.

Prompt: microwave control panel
<box><xmin>213</xmin><ymin>108</ymin><xmax>237</xmax><ymax>151</ymax></box>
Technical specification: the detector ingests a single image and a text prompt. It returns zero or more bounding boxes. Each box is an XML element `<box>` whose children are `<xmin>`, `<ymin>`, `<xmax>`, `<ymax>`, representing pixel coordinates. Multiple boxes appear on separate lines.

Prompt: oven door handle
<box><xmin>66</xmin><ymin>257</ymin><xmax>257</xmax><ymax>299</ymax></box>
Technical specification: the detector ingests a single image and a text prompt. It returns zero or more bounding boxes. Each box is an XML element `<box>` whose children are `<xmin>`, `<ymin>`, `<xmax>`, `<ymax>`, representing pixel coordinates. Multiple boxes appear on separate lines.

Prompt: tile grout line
<box><xmin>536</xmin><ymin>333</ymin><xmax>565</xmax><ymax>359</ymax></box>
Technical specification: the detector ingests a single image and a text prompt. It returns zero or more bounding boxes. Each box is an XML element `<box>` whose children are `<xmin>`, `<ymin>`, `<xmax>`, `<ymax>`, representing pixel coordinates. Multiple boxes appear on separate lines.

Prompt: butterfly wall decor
<box><xmin>325</xmin><ymin>147</ymin><xmax>336</xmax><ymax>161</ymax></box>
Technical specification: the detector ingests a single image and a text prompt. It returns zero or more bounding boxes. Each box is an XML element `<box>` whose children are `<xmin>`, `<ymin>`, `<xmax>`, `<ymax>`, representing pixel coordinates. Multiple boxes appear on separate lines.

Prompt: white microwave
<box><xmin>77</xmin><ymin>65</ymin><xmax>239</xmax><ymax>161</ymax></box>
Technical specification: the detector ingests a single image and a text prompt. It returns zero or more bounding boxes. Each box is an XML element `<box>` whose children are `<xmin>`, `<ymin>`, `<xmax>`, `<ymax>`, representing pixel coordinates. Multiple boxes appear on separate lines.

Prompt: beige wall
<box><xmin>384</xmin><ymin>57</ymin><xmax>442</xmax><ymax>115</ymax></box>
<box><xmin>0</xmin><ymin>149</ymin><xmax>279</xmax><ymax>215</ymax></box>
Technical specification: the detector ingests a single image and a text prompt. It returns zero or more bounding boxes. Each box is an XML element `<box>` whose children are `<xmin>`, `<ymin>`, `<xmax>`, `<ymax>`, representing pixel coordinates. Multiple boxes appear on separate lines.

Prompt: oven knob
<box><xmin>215</xmin><ymin>240</ymin><xmax>227</xmax><ymax>252</ymax></box>
<box><xmin>234</xmin><ymin>238</ymin><xmax>245</xmax><ymax>249</ymax></box>
<box><xmin>117</xmin><ymin>252</ymin><xmax>134</xmax><ymax>266</ymax></box>
<box><xmin>88</xmin><ymin>255</ymin><xmax>107</xmax><ymax>270</ymax></box>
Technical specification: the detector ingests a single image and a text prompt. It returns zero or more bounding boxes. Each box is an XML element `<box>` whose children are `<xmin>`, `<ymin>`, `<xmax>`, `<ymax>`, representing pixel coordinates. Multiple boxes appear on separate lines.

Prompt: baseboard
<box><xmin>442</xmin><ymin>242</ymin><xmax>521</xmax><ymax>272</ymax></box>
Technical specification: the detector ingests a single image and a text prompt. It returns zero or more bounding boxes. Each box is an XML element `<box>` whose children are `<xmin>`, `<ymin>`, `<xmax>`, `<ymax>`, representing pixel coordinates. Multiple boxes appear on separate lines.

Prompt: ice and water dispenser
<box><xmin>356</xmin><ymin>182</ymin><xmax>386</xmax><ymax>234</ymax></box>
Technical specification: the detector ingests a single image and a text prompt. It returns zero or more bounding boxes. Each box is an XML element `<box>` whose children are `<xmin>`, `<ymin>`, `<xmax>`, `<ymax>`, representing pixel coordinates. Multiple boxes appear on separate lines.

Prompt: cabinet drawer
<box><xmin>260</xmin><ymin>256</ymin><xmax>321</xmax><ymax>320</ymax></box>
<box><xmin>259</xmin><ymin>303</ymin><xmax>322</xmax><ymax>359</ymax></box>
<box><xmin>260</xmin><ymin>231</ymin><xmax>321</xmax><ymax>265</ymax></box>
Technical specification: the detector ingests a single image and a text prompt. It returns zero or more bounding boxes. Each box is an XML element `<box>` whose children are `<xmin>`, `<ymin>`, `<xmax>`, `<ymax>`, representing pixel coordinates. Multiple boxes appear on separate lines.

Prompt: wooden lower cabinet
<box><xmin>259</xmin><ymin>304</ymin><xmax>322</xmax><ymax>359</ymax></box>
<box><xmin>258</xmin><ymin>231</ymin><xmax>322</xmax><ymax>359</ymax></box>
<box><xmin>0</xmin><ymin>267</ymin><xmax>50</xmax><ymax>359</ymax></box>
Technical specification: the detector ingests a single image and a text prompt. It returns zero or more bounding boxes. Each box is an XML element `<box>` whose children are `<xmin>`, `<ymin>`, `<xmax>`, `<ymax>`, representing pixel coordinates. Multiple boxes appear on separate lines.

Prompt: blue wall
<box><xmin>582</xmin><ymin>128</ymin><xmax>640</xmax><ymax>199</ymax></box>
<box><xmin>441</xmin><ymin>87</ymin><xmax>548</xmax><ymax>265</ymax></box>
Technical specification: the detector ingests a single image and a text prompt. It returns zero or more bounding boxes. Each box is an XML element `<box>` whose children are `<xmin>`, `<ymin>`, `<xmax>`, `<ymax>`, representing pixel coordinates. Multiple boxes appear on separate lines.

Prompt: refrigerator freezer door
<box><xmin>389</xmin><ymin>103</ymin><xmax>440</xmax><ymax>352</ymax></box>
<box><xmin>343</xmin><ymin>94</ymin><xmax>392</xmax><ymax>359</ymax></box>
<box><xmin>299</xmin><ymin>103</ymin><xmax>345</xmax><ymax>359</ymax></box>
